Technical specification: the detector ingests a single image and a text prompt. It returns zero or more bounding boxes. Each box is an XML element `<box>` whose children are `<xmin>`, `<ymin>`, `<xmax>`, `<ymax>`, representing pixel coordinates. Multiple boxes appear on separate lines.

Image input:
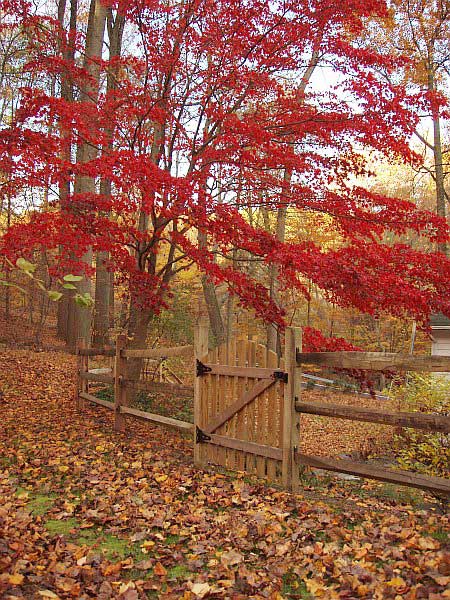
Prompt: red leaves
<box><xmin>2</xmin><ymin>0</ymin><xmax>450</xmax><ymax>332</ymax></box>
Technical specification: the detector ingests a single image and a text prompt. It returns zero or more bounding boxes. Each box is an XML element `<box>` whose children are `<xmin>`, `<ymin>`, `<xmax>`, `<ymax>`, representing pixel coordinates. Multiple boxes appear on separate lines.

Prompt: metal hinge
<box><xmin>195</xmin><ymin>426</ymin><xmax>211</xmax><ymax>444</ymax></box>
<box><xmin>273</xmin><ymin>370</ymin><xmax>288</xmax><ymax>383</ymax></box>
<box><xmin>196</xmin><ymin>359</ymin><xmax>212</xmax><ymax>377</ymax></box>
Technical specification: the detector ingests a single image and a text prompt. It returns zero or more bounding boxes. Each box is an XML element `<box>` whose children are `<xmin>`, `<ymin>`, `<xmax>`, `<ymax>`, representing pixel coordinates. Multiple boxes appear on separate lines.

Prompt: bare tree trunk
<box><xmin>267</xmin><ymin>169</ymin><xmax>290</xmax><ymax>358</ymax></box>
<box><xmin>431</xmin><ymin>103</ymin><xmax>448</xmax><ymax>257</ymax></box>
<box><xmin>4</xmin><ymin>190</ymin><xmax>12</xmax><ymax>319</ymax></box>
<box><xmin>198</xmin><ymin>228</ymin><xmax>225</xmax><ymax>346</ymax></box>
<box><xmin>109</xmin><ymin>270</ymin><xmax>115</xmax><ymax>328</ymax></box>
<box><xmin>56</xmin><ymin>0</ymin><xmax>77</xmax><ymax>341</ymax></box>
<box><xmin>68</xmin><ymin>0</ymin><xmax>107</xmax><ymax>350</ymax></box>
<box><xmin>93</xmin><ymin>10</ymin><xmax>124</xmax><ymax>345</ymax></box>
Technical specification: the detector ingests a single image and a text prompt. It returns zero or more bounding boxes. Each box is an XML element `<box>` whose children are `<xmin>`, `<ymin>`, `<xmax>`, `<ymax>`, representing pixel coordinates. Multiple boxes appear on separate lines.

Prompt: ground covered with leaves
<box><xmin>0</xmin><ymin>348</ymin><xmax>449</xmax><ymax>599</ymax></box>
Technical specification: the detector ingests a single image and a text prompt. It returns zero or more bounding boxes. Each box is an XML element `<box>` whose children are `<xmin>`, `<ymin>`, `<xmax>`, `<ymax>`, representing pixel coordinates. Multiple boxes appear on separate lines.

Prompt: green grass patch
<box><xmin>45</xmin><ymin>517</ymin><xmax>80</xmax><ymax>535</ymax></box>
<box><xmin>164</xmin><ymin>534</ymin><xmax>180</xmax><ymax>546</ymax></box>
<box><xmin>98</xmin><ymin>534</ymin><xmax>130</xmax><ymax>559</ymax></box>
<box><xmin>360</xmin><ymin>482</ymin><xmax>428</xmax><ymax>508</ymax></box>
<box><xmin>26</xmin><ymin>493</ymin><xmax>56</xmax><ymax>516</ymax></box>
<box><xmin>428</xmin><ymin>528</ymin><xmax>449</xmax><ymax>544</ymax></box>
<box><xmin>282</xmin><ymin>570</ymin><xmax>313</xmax><ymax>599</ymax></box>
<box><xmin>76</xmin><ymin>527</ymin><xmax>103</xmax><ymax>546</ymax></box>
<box><xmin>167</xmin><ymin>565</ymin><xmax>192</xmax><ymax>580</ymax></box>
<box><xmin>314</xmin><ymin>530</ymin><xmax>331</xmax><ymax>543</ymax></box>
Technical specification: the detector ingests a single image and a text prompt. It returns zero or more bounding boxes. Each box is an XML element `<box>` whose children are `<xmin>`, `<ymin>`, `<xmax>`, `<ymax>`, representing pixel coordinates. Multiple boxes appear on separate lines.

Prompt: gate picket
<box><xmin>196</xmin><ymin>334</ymin><xmax>286</xmax><ymax>484</ymax></box>
<box><xmin>256</xmin><ymin>343</ymin><xmax>267</xmax><ymax>478</ymax></box>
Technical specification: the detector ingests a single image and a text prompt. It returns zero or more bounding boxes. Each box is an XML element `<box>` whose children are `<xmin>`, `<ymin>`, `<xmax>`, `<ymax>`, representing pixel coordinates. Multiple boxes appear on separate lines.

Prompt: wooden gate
<box><xmin>194</xmin><ymin>330</ymin><xmax>301</xmax><ymax>488</ymax></box>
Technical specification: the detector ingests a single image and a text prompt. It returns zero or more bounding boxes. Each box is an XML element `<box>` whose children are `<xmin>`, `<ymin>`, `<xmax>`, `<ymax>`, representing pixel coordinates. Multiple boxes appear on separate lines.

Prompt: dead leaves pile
<box><xmin>0</xmin><ymin>349</ymin><xmax>449</xmax><ymax>599</ymax></box>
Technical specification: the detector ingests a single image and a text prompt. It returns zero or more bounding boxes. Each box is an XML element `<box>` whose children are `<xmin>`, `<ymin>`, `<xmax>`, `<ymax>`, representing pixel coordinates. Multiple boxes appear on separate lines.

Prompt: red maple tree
<box><xmin>1</xmin><ymin>0</ymin><xmax>449</xmax><ymax>349</ymax></box>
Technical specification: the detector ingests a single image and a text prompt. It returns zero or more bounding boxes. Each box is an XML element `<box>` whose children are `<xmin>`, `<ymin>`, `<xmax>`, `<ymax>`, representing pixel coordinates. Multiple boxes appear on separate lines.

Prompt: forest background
<box><xmin>0</xmin><ymin>0</ymin><xmax>449</xmax><ymax>363</ymax></box>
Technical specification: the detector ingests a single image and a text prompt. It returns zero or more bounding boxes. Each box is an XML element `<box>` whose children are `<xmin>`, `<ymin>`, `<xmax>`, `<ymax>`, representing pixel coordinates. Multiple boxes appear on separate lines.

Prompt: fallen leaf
<box><xmin>191</xmin><ymin>583</ymin><xmax>211</xmax><ymax>598</ymax></box>
<box><xmin>154</xmin><ymin>561</ymin><xmax>167</xmax><ymax>576</ymax></box>
<box><xmin>8</xmin><ymin>573</ymin><xmax>24</xmax><ymax>585</ymax></box>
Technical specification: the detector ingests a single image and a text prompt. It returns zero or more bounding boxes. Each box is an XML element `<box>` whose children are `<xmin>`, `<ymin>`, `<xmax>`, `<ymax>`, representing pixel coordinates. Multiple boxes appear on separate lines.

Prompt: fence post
<box><xmin>194</xmin><ymin>318</ymin><xmax>209</xmax><ymax>466</ymax></box>
<box><xmin>114</xmin><ymin>334</ymin><xmax>127</xmax><ymax>432</ymax></box>
<box><xmin>75</xmin><ymin>339</ymin><xmax>88</xmax><ymax>410</ymax></box>
<box><xmin>283</xmin><ymin>327</ymin><xmax>302</xmax><ymax>492</ymax></box>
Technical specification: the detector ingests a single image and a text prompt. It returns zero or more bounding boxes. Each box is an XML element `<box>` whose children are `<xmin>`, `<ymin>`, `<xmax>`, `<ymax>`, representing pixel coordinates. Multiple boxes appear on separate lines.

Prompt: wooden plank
<box><xmin>75</xmin><ymin>339</ymin><xmax>85</xmax><ymax>410</ymax></box>
<box><xmin>120</xmin><ymin>406</ymin><xmax>194</xmax><ymax>432</ymax></box>
<box><xmin>123</xmin><ymin>345</ymin><xmax>194</xmax><ymax>359</ymax></box>
<box><xmin>123</xmin><ymin>379</ymin><xmax>193</xmax><ymax>396</ymax></box>
<box><xmin>284</xmin><ymin>327</ymin><xmax>301</xmax><ymax>492</ymax></box>
<box><xmin>266</xmin><ymin>346</ymin><xmax>279</xmax><ymax>482</ymax></box>
<box><xmin>80</xmin><ymin>391</ymin><xmax>114</xmax><ymax>410</ymax></box>
<box><xmin>235</xmin><ymin>339</ymin><xmax>247</xmax><ymax>471</ymax></box>
<box><xmin>227</xmin><ymin>337</ymin><xmax>238</xmax><ymax>471</ymax></box>
<box><xmin>255</xmin><ymin>344</ymin><xmax>266</xmax><ymax>479</ymax></box>
<box><xmin>202</xmin><ymin>364</ymin><xmax>276</xmax><ymax>379</ymax></box>
<box><xmin>297</xmin><ymin>352</ymin><xmax>450</xmax><ymax>372</ymax></box>
<box><xmin>208</xmin><ymin>346</ymin><xmax>219</xmax><ymax>466</ymax></box>
<box><xmin>203</xmin><ymin>377</ymin><xmax>275</xmax><ymax>434</ymax></box>
<box><xmin>80</xmin><ymin>372</ymin><xmax>114</xmax><ymax>384</ymax></box>
<box><xmin>114</xmin><ymin>335</ymin><xmax>127</xmax><ymax>432</ymax></box>
<box><xmin>194</xmin><ymin>321</ymin><xmax>209</xmax><ymax>466</ymax></box>
<box><xmin>295</xmin><ymin>401</ymin><xmax>450</xmax><ymax>433</ymax></box>
<box><xmin>215</xmin><ymin>343</ymin><xmax>227</xmax><ymax>468</ymax></box>
<box><xmin>245</xmin><ymin>339</ymin><xmax>257</xmax><ymax>474</ymax></box>
<box><xmin>297</xmin><ymin>453</ymin><xmax>450</xmax><ymax>495</ymax></box>
<box><xmin>78</xmin><ymin>347</ymin><xmax>115</xmax><ymax>357</ymax></box>
<box><xmin>226</xmin><ymin>336</ymin><xmax>239</xmax><ymax>470</ymax></box>
<box><xmin>208</xmin><ymin>434</ymin><xmax>282</xmax><ymax>461</ymax></box>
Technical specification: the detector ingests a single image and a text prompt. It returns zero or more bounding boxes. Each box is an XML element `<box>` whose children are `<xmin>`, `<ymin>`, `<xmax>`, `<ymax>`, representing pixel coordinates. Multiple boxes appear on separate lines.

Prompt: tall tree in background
<box><xmin>92</xmin><ymin>8</ymin><xmax>125</xmax><ymax>346</ymax></box>
<box><xmin>374</xmin><ymin>0</ymin><xmax>450</xmax><ymax>255</ymax></box>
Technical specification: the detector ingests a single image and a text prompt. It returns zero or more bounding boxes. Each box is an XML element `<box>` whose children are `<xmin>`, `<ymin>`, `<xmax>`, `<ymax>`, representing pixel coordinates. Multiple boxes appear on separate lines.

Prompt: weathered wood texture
<box><xmin>80</xmin><ymin>391</ymin><xmax>114</xmax><ymax>410</ymax></box>
<box><xmin>196</xmin><ymin>335</ymin><xmax>286</xmax><ymax>485</ymax></box>
<box><xmin>296</xmin><ymin>401</ymin><xmax>450</xmax><ymax>433</ymax></box>
<box><xmin>78</xmin><ymin>347</ymin><xmax>115</xmax><ymax>357</ymax></box>
<box><xmin>297</xmin><ymin>453</ymin><xmax>450</xmax><ymax>495</ymax></box>
<box><xmin>79</xmin><ymin>371</ymin><xmax>114</xmax><ymax>384</ymax></box>
<box><xmin>75</xmin><ymin>339</ymin><xmax>85</xmax><ymax>410</ymax></box>
<box><xmin>298</xmin><ymin>351</ymin><xmax>450</xmax><ymax>372</ymax></box>
<box><xmin>194</xmin><ymin>320</ymin><xmax>209</xmax><ymax>466</ymax></box>
<box><xmin>120</xmin><ymin>406</ymin><xmax>193</xmax><ymax>433</ymax></box>
<box><xmin>123</xmin><ymin>345</ymin><xmax>193</xmax><ymax>359</ymax></box>
<box><xmin>200</xmin><ymin>364</ymin><xmax>276</xmax><ymax>379</ymax></box>
<box><xmin>283</xmin><ymin>328</ymin><xmax>301</xmax><ymax>492</ymax></box>
<box><xmin>114</xmin><ymin>335</ymin><xmax>127</xmax><ymax>431</ymax></box>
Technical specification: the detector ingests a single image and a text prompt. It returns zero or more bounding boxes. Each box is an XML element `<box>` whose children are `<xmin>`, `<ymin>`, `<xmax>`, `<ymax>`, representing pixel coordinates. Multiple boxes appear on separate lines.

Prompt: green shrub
<box><xmin>388</xmin><ymin>374</ymin><xmax>449</xmax><ymax>478</ymax></box>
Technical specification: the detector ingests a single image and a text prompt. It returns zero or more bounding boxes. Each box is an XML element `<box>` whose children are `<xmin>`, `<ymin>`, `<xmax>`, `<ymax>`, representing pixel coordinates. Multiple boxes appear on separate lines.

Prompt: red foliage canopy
<box><xmin>1</xmin><ymin>0</ymin><xmax>449</xmax><ymax>337</ymax></box>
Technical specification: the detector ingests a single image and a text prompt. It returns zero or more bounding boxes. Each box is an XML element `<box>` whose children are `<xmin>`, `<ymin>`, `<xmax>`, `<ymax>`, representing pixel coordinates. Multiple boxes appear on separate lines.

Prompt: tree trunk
<box><xmin>56</xmin><ymin>0</ymin><xmax>77</xmax><ymax>341</ymax></box>
<box><xmin>431</xmin><ymin>109</ymin><xmax>448</xmax><ymax>257</ymax></box>
<box><xmin>267</xmin><ymin>169</ymin><xmax>290</xmax><ymax>358</ymax></box>
<box><xmin>93</xmin><ymin>250</ymin><xmax>110</xmax><ymax>345</ymax></box>
<box><xmin>427</xmin><ymin>54</ymin><xmax>448</xmax><ymax>257</ymax></box>
<box><xmin>199</xmin><ymin>227</ymin><xmax>225</xmax><ymax>346</ymax></box>
<box><xmin>68</xmin><ymin>0</ymin><xmax>107</xmax><ymax>350</ymax></box>
<box><xmin>92</xmin><ymin>10</ymin><xmax>125</xmax><ymax>345</ymax></box>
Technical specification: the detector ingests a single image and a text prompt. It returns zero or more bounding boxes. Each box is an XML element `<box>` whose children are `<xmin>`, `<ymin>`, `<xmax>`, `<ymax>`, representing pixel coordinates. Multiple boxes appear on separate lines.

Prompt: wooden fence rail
<box><xmin>75</xmin><ymin>336</ymin><xmax>194</xmax><ymax>434</ymax></box>
<box><xmin>298</xmin><ymin>351</ymin><xmax>450</xmax><ymax>372</ymax></box>
<box><xmin>296</xmin><ymin>349</ymin><xmax>450</xmax><ymax>496</ymax></box>
<box><xmin>295</xmin><ymin>400</ymin><xmax>450</xmax><ymax>433</ymax></box>
<box><xmin>75</xmin><ymin>331</ymin><xmax>450</xmax><ymax>497</ymax></box>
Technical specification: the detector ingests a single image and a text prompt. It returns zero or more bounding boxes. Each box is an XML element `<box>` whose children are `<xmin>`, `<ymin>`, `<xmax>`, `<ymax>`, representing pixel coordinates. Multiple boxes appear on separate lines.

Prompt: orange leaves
<box><xmin>0</xmin><ymin>347</ymin><xmax>449</xmax><ymax>599</ymax></box>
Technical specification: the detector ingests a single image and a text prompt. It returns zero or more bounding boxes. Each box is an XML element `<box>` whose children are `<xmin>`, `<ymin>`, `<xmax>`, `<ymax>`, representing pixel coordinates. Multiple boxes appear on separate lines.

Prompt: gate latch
<box><xmin>273</xmin><ymin>370</ymin><xmax>288</xmax><ymax>383</ymax></box>
<box><xmin>196</xmin><ymin>426</ymin><xmax>211</xmax><ymax>444</ymax></box>
<box><xmin>196</xmin><ymin>359</ymin><xmax>212</xmax><ymax>377</ymax></box>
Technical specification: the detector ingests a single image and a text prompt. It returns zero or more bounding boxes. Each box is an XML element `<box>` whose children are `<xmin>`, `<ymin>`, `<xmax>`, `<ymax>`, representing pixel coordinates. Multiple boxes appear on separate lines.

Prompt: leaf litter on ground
<box><xmin>0</xmin><ymin>342</ymin><xmax>449</xmax><ymax>599</ymax></box>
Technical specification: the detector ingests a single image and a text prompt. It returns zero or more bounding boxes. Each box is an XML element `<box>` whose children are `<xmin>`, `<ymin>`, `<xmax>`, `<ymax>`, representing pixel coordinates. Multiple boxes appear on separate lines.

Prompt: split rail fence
<box><xmin>75</xmin><ymin>326</ymin><xmax>450</xmax><ymax>496</ymax></box>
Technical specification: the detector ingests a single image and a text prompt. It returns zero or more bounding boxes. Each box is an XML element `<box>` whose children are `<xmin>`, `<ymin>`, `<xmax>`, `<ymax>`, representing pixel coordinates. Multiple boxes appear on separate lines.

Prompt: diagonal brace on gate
<box><xmin>203</xmin><ymin>377</ymin><xmax>277</xmax><ymax>434</ymax></box>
